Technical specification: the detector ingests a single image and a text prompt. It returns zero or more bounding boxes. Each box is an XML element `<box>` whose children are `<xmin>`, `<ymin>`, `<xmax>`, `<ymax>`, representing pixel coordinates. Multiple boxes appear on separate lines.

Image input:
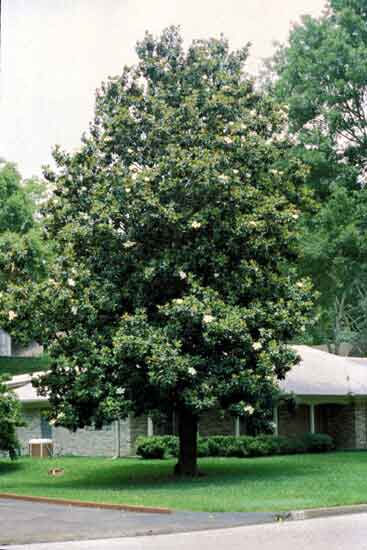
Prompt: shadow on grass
<box><xmin>22</xmin><ymin>457</ymin><xmax>317</xmax><ymax>494</ymax></box>
<box><xmin>0</xmin><ymin>460</ymin><xmax>24</xmax><ymax>475</ymax></box>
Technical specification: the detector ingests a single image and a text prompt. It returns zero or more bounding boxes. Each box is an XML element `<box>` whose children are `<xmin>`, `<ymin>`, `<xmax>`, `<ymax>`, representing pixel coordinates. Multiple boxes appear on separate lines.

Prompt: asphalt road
<box><xmin>0</xmin><ymin>498</ymin><xmax>274</xmax><ymax>545</ymax></box>
<box><xmin>6</xmin><ymin>512</ymin><xmax>367</xmax><ymax>550</ymax></box>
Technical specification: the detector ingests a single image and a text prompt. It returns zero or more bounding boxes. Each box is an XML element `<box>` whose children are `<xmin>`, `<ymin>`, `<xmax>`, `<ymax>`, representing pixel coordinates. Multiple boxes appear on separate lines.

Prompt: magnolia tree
<box><xmin>0</xmin><ymin>28</ymin><xmax>313</xmax><ymax>475</ymax></box>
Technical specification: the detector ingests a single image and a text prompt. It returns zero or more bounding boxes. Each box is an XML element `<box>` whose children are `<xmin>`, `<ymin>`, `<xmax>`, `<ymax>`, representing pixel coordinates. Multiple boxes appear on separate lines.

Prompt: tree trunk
<box><xmin>174</xmin><ymin>409</ymin><xmax>198</xmax><ymax>477</ymax></box>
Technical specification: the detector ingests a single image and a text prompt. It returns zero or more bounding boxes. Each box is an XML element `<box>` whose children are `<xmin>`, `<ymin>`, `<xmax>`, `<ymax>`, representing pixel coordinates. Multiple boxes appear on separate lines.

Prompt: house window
<box><xmin>40</xmin><ymin>416</ymin><xmax>53</xmax><ymax>439</ymax></box>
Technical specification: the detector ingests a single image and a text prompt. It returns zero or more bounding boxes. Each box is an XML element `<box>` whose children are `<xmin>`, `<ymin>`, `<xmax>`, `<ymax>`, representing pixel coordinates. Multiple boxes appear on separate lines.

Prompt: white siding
<box><xmin>0</xmin><ymin>329</ymin><xmax>11</xmax><ymax>356</ymax></box>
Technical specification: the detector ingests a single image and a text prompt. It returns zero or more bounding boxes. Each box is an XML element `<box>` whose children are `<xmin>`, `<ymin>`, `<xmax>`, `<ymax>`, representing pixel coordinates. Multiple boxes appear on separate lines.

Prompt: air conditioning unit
<box><xmin>29</xmin><ymin>438</ymin><xmax>53</xmax><ymax>458</ymax></box>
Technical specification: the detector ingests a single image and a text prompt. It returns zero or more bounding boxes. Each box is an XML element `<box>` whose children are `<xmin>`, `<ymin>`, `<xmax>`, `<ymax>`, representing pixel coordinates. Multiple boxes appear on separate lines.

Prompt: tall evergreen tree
<box><xmin>0</xmin><ymin>29</ymin><xmax>313</xmax><ymax>475</ymax></box>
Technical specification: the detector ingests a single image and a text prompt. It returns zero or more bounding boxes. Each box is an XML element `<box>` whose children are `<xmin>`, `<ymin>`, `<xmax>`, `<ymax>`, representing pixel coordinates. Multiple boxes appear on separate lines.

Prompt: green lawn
<box><xmin>0</xmin><ymin>355</ymin><xmax>50</xmax><ymax>378</ymax></box>
<box><xmin>0</xmin><ymin>453</ymin><xmax>367</xmax><ymax>512</ymax></box>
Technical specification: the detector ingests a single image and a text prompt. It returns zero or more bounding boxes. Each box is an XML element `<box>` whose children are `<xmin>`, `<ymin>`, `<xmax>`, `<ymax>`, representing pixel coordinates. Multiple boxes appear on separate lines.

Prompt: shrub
<box><xmin>207</xmin><ymin>436</ymin><xmax>234</xmax><ymax>456</ymax></box>
<box><xmin>247</xmin><ymin>436</ymin><xmax>277</xmax><ymax>457</ymax></box>
<box><xmin>277</xmin><ymin>436</ymin><xmax>307</xmax><ymax>454</ymax></box>
<box><xmin>160</xmin><ymin>435</ymin><xmax>179</xmax><ymax>457</ymax></box>
<box><xmin>301</xmin><ymin>432</ymin><xmax>334</xmax><ymax>453</ymax></box>
<box><xmin>135</xmin><ymin>436</ymin><xmax>166</xmax><ymax>459</ymax></box>
<box><xmin>135</xmin><ymin>432</ymin><xmax>335</xmax><ymax>459</ymax></box>
<box><xmin>197</xmin><ymin>438</ymin><xmax>210</xmax><ymax>457</ymax></box>
<box><xmin>224</xmin><ymin>437</ymin><xmax>249</xmax><ymax>458</ymax></box>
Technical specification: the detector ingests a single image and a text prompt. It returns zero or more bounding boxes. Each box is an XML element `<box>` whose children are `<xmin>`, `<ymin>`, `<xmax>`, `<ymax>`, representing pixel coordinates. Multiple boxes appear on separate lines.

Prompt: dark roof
<box><xmin>0</xmin><ymin>356</ymin><xmax>50</xmax><ymax>378</ymax></box>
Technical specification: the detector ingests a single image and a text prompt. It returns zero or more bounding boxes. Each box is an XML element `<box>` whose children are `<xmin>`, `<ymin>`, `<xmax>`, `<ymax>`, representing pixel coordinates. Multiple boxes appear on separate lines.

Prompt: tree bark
<box><xmin>174</xmin><ymin>409</ymin><xmax>198</xmax><ymax>476</ymax></box>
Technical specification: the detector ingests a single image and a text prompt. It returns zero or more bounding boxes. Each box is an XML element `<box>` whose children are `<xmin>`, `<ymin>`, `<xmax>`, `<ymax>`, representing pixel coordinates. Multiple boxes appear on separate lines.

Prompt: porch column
<box><xmin>309</xmin><ymin>404</ymin><xmax>315</xmax><ymax>434</ymax></box>
<box><xmin>147</xmin><ymin>416</ymin><xmax>154</xmax><ymax>437</ymax></box>
<box><xmin>273</xmin><ymin>406</ymin><xmax>278</xmax><ymax>436</ymax></box>
<box><xmin>114</xmin><ymin>419</ymin><xmax>121</xmax><ymax>457</ymax></box>
<box><xmin>354</xmin><ymin>400</ymin><xmax>367</xmax><ymax>449</ymax></box>
<box><xmin>234</xmin><ymin>417</ymin><xmax>240</xmax><ymax>437</ymax></box>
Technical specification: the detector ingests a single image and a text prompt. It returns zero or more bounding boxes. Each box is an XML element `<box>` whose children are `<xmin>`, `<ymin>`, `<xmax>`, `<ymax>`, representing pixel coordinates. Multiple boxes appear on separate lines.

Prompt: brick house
<box><xmin>5</xmin><ymin>345</ymin><xmax>367</xmax><ymax>457</ymax></box>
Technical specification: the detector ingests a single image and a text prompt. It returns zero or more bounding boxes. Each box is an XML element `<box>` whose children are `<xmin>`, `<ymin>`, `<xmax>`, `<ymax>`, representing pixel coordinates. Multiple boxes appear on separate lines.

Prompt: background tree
<box><xmin>0</xmin><ymin>161</ymin><xmax>50</xmax><ymax>345</ymax></box>
<box><xmin>0</xmin><ymin>376</ymin><xmax>24</xmax><ymax>459</ymax></box>
<box><xmin>298</xmin><ymin>185</ymin><xmax>367</xmax><ymax>353</ymax></box>
<box><xmin>268</xmin><ymin>0</ymin><xmax>367</xmax><ymax>353</ymax></box>
<box><xmin>1</xmin><ymin>28</ymin><xmax>313</xmax><ymax>475</ymax></box>
<box><xmin>271</xmin><ymin>0</ymin><xmax>367</xmax><ymax>183</ymax></box>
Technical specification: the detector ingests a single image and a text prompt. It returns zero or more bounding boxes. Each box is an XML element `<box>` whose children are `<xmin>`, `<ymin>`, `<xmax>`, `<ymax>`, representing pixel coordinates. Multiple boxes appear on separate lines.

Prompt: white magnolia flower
<box><xmin>123</xmin><ymin>240</ymin><xmax>136</xmax><ymax>249</ymax></box>
<box><xmin>203</xmin><ymin>314</ymin><xmax>215</xmax><ymax>324</ymax></box>
<box><xmin>179</xmin><ymin>271</ymin><xmax>187</xmax><ymax>280</ymax></box>
<box><xmin>175</xmin><ymin>298</ymin><xmax>184</xmax><ymax>304</ymax></box>
<box><xmin>233</xmin><ymin>169</ymin><xmax>239</xmax><ymax>174</ymax></box>
<box><xmin>292</xmin><ymin>213</ymin><xmax>299</xmax><ymax>220</ymax></box>
<box><xmin>129</xmin><ymin>163</ymin><xmax>142</xmax><ymax>173</ymax></box>
<box><xmin>252</xmin><ymin>341</ymin><xmax>262</xmax><ymax>351</ymax></box>
<box><xmin>50</xmin><ymin>412</ymin><xmax>65</xmax><ymax>426</ymax></box>
<box><xmin>218</xmin><ymin>174</ymin><xmax>229</xmax><ymax>182</ymax></box>
<box><xmin>8</xmin><ymin>310</ymin><xmax>17</xmax><ymax>321</ymax></box>
<box><xmin>67</xmin><ymin>278</ymin><xmax>76</xmax><ymax>288</ymax></box>
<box><xmin>188</xmin><ymin>367</ymin><xmax>197</xmax><ymax>376</ymax></box>
<box><xmin>191</xmin><ymin>221</ymin><xmax>202</xmax><ymax>229</ymax></box>
<box><xmin>296</xmin><ymin>281</ymin><xmax>305</xmax><ymax>289</ymax></box>
<box><xmin>248</xmin><ymin>221</ymin><xmax>258</xmax><ymax>227</ymax></box>
<box><xmin>223</xmin><ymin>136</ymin><xmax>233</xmax><ymax>145</ymax></box>
<box><xmin>244</xmin><ymin>404</ymin><xmax>255</xmax><ymax>415</ymax></box>
<box><xmin>71</xmin><ymin>306</ymin><xmax>78</xmax><ymax>315</ymax></box>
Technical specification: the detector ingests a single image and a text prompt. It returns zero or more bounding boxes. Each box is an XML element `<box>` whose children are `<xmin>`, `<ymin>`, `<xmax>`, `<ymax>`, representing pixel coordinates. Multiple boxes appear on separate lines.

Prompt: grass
<box><xmin>1</xmin><ymin>452</ymin><xmax>367</xmax><ymax>512</ymax></box>
<box><xmin>0</xmin><ymin>355</ymin><xmax>50</xmax><ymax>378</ymax></box>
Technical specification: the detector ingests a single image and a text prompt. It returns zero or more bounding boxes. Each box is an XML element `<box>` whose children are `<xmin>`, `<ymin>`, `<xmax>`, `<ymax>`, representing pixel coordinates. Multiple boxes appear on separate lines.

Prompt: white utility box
<box><xmin>29</xmin><ymin>438</ymin><xmax>53</xmax><ymax>458</ymax></box>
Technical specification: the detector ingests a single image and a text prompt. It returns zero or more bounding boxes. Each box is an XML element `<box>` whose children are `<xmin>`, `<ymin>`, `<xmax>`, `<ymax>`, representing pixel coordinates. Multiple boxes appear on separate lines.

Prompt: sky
<box><xmin>0</xmin><ymin>0</ymin><xmax>326</xmax><ymax>178</ymax></box>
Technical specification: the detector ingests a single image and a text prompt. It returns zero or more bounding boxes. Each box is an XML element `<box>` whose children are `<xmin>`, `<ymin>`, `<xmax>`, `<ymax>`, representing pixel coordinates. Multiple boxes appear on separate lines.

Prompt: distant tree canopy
<box><xmin>272</xmin><ymin>0</ymin><xmax>367</xmax><ymax>189</ymax></box>
<box><xmin>270</xmin><ymin>0</ymin><xmax>367</xmax><ymax>353</ymax></box>
<box><xmin>0</xmin><ymin>161</ymin><xmax>50</xmax><ymax>345</ymax></box>
<box><xmin>0</xmin><ymin>28</ymin><xmax>314</xmax><ymax>475</ymax></box>
<box><xmin>0</xmin><ymin>162</ymin><xmax>52</xmax><ymax>343</ymax></box>
<box><xmin>0</xmin><ymin>376</ymin><xmax>24</xmax><ymax>459</ymax></box>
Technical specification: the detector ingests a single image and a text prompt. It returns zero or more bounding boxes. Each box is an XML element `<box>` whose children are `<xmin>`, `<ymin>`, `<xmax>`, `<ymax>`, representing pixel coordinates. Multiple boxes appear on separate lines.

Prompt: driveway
<box><xmin>0</xmin><ymin>498</ymin><xmax>275</xmax><ymax>545</ymax></box>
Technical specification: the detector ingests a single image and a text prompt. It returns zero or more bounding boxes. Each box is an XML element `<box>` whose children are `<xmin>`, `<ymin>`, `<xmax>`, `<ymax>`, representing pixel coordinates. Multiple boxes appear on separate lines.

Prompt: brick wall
<box><xmin>277</xmin><ymin>401</ymin><xmax>361</xmax><ymax>450</ymax></box>
<box><xmin>354</xmin><ymin>400</ymin><xmax>367</xmax><ymax>449</ymax></box>
<box><xmin>17</xmin><ymin>407</ymin><xmax>43</xmax><ymax>454</ymax></box>
<box><xmin>129</xmin><ymin>415</ymin><xmax>148</xmax><ymax>451</ymax></box>
<box><xmin>198</xmin><ymin>409</ymin><xmax>235</xmax><ymax>436</ymax></box>
<box><xmin>321</xmin><ymin>403</ymin><xmax>356</xmax><ymax>449</ymax></box>
<box><xmin>278</xmin><ymin>404</ymin><xmax>310</xmax><ymax>437</ymax></box>
<box><xmin>17</xmin><ymin>404</ymin><xmax>131</xmax><ymax>457</ymax></box>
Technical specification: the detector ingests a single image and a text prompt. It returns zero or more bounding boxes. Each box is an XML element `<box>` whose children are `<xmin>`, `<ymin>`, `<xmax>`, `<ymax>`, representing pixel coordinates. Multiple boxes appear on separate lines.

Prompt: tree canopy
<box><xmin>0</xmin><ymin>28</ymin><xmax>313</xmax><ymax>475</ymax></box>
<box><xmin>272</xmin><ymin>0</ymin><xmax>367</xmax><ymax>186</ymax></box>
<box><xmin>268</xmin><ymin>0</ymin><xmax>367</xmax><ymax>353</ymax></box>
<box><xmin>0</xmin><ymin>376</ymin><xmax>24</xmax><ymax>459</ymax></box>
<box><xmin>0</xmin><ymin>162</ymin><xmax>49</xmax><ymax>345</ymax></box>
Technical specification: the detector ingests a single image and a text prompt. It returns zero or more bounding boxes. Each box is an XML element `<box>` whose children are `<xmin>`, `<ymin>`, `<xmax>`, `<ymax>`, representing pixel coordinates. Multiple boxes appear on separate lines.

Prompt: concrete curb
<box><xmin>0</xmin><ymin>493</ymin><xmax>172</xmax><ymax>514</ymax></box>
<box><xmin>286</xmin><ymin>503</ymin><xmax>367</xmax><ymax>522</ymax></box>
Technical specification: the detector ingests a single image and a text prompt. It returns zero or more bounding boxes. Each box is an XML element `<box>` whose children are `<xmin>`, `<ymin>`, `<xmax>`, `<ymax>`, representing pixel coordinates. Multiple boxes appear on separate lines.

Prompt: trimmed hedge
<box><xmin>135</xmin><ymin>433</ymin><xmax>334</xmax><ymax>459</ymax></box>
